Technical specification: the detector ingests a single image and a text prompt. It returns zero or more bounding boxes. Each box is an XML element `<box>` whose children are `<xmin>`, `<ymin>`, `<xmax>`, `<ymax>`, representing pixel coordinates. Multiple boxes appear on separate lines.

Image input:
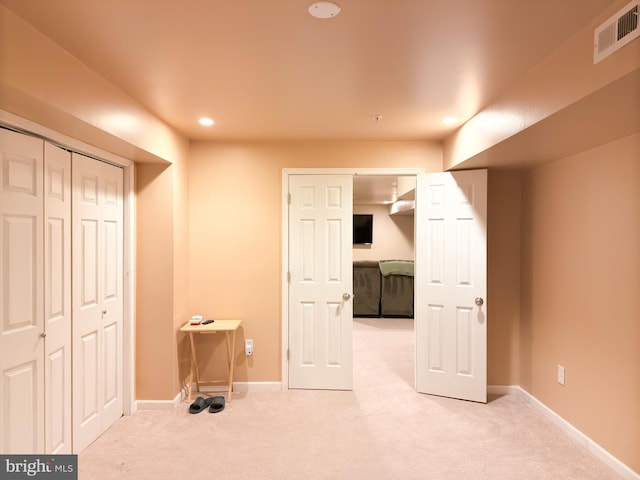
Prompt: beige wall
<box><xmin>187</xmin><ymin>141</ymin><xmax>441</xmax><ymax>382</ymax></box>
<box><xmin>186</xmin><ymin>142</ymin><xmax>524</xmax><ymax>390</ymax></box>
<box><xmin>487</xmin><ymin>170</ymin><xmax>522</xmax><ymax>386</ymax></box>
<box><xmin>353</xmin><ymin>204</ymin><xmax>414</xmax><ymax>262</ymax></box>
<box><xmin>135</xmin><ymin>164</ymin><xmax>174</xmax><ymax>399</ymax></box>
<box><xmin>172</xmin><ymin>144</ymin><xmax>192</xmax><ymax>396</ymax></box>
<box><xmin>135</xmin><ymin>155</ymin><xmax>192</xmax><ymax>400</ymax></box>
<box><xmin>519</xmin><ymin>133</ymin><xmax>640</xmax><ymax>472</ymax></box>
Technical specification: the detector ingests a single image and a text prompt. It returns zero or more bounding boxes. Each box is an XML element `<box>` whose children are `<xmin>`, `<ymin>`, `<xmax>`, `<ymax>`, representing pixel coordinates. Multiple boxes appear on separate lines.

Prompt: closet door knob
<box><xmin>474</xmin><ymin>297</ymin><xmax>484</xmax><ymax>306</ymax></box>
<box><xmin>40</xmin><ymin>332</ymin><xmax>47</xmax><ymax>338</ymax></box>
<box><xmin>342</xmin><ymin>293</ymin><xmax>351</xmax><ymax>301</ymax></box>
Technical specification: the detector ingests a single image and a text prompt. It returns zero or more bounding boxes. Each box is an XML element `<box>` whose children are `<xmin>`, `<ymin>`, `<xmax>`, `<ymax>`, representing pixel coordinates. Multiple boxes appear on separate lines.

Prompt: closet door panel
<box><xmin>0</xmin><ymin>129</ymin><xmax>44</xmax><ymax>453</ymax></box>
<box><xmin>44</xmin><ymin>142</ymin><xmax>72</xmax><ymax>454</ymax></box>
<box><xmin>72</xmin><ymin>154</ymin><xmax>103</xmax><ymax>453</ymax></box>
<box><xmin>97</xmin><ymin>160</ymin><xmax>123</xmax><ymax>433</ymax></box>
<box><xmin>3</xmin><ymin>362</ymin><xmax>40</xmax><ymax>453</ymax></box>
<box><xmin>72</xmin><ymin>153</ymin><xmax>123</xmax><ymax>453</ymax></box>
<box><xmin>4</xmin><ymin>215</ymin><xmax>39</xmax><ymax>326</ymax></box>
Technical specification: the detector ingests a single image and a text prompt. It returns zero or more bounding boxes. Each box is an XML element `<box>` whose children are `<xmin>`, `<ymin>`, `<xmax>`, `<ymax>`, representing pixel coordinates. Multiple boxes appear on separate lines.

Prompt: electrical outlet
<box><xmin>558</xmin><ymin>365</ymin><xmax>565</xmax><ymax>386</ymax></box>
<box><xmin>245</xmin><ymin>339</ymin><xmax>254</xmax><ymax>356</ymax></box>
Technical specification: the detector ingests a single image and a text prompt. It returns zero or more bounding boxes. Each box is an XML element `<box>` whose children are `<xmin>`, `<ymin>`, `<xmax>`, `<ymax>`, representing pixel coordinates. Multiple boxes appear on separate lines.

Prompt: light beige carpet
<box><xmin>79</xmin><ymin>318</ymin><xmax>622</xmax><ymax>479</ymax></box>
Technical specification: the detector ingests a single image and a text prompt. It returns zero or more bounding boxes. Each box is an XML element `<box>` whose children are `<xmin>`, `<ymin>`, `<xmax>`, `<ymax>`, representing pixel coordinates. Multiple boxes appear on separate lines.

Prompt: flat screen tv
<box><xmin>353</xmin><ymin>214</ymin><xmax>373</xmax><ymax>245</ymax></box>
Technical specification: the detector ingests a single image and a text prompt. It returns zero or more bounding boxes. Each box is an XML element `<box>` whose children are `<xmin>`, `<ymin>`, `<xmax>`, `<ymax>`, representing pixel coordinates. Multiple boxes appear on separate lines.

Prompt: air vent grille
<box><xmin>594</xmin><ymin>0</ymin><xmax>640</xmax><ymax>63</ymax></box>
<box><xmin>618</xmin><ymin>5</ymin><xmax>639</xmax><ymax>40</ymax></box>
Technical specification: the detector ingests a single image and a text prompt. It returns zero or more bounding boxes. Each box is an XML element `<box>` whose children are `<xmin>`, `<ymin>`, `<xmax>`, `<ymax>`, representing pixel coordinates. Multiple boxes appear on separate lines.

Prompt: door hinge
<box><xmin>287</xmin><ymin>271</ymin><xmax>291</xmax><ymax>283</ymax></box>
<box><xmin>287</xmin><ymin>349</ymin><xmax>290</xmax><ymax>361</ymax></box>
<box><xmin>287</xmin><ymin>193</ymin><xmax>291</xmax><ymax>205</ymax></box>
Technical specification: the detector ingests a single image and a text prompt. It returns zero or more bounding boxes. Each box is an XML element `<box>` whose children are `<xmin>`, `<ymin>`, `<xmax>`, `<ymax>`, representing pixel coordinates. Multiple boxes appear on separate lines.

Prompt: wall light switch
<box><xmin>558</xmin><ymin>365</ymin><xmax>565</xmax><ymax>386</ymax></box>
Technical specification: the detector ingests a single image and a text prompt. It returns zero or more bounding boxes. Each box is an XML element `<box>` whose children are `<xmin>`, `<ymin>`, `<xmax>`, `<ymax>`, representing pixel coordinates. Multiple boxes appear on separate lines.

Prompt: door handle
<box><xmin>342</xmin><ymin>293</ymin><xmax>351</xmax><ymax>301</ymax></box>
<box><xmin>475</xmin><ymin>297</ymin><xmax>484</xmax><ymax>306</ymax></box>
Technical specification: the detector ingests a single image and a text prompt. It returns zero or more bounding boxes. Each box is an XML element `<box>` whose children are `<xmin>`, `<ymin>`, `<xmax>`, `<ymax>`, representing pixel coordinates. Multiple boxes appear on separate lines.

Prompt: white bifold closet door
<box><xmin>72</xmin><ymin>152</ymin><xmax>123</xmax><ymax>454</ymax></box>
<box><xmin>0</xmin><ymin>130</ymin><xmax>72</xmax><ymax>454</ymax></box>
<box><xmin>0</xmin><ymin>129</ymin><xmax>123</xmax><ymax>454</ymax></box>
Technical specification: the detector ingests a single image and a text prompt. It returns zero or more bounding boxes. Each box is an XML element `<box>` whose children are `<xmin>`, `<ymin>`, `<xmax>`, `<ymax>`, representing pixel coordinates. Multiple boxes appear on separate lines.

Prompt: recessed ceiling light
<box><xmin>308</xmin><ymin>1</ymin><xmax>341</xmax><ymax>19</ymax></box>
<box><xmin>442</xmin><ymin>117</ymin><xmax>458</xmax><ymax>125</ymax></box>
<box><xmin>199</xmin><ymin>117</ymin><xmax>215</xmax><ymax>126</ymax></box>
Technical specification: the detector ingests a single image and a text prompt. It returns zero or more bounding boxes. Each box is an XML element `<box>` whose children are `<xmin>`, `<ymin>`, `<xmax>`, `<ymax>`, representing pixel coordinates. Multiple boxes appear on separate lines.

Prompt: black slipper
<box><xmin>208</xmin><ymin>396</ymin><xmax>225</xmax><ymax>413</ymax></box>
<box><xmin>189</xmin><ymin>396</ymin><xmax>213</xmax><ymax>414</ymax></box>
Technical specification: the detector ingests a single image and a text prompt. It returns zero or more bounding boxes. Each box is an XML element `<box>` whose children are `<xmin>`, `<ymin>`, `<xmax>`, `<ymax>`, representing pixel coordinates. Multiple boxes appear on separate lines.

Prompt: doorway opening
<box><xmin>352</xmin><ymin>174</ymin><xmax>416</xmax><ymax>392</ymax></box>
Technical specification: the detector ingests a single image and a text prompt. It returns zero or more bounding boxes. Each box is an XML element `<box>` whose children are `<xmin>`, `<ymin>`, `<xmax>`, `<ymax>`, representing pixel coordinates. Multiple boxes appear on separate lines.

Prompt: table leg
<box><xmin>227</xmin><ymin>329</ymin><xmax>237</xmax><ymax>401</ymax></box>
<box><xmin>187</xmin><ymin>332</ymin><xmax>198</xmax><ymax>402</ymax></box>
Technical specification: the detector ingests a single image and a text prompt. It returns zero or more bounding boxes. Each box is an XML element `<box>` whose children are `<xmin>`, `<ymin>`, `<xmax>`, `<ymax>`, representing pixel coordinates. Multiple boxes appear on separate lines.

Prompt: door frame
<box><xmin>281</xmin><ymin>167</ymin><xmax>424</xmax><ymax>390</ymax></box>
<box><xmin>1</xmin><ymin>110</ymin><xmax>137</xmax><ymax>417</ymax></box>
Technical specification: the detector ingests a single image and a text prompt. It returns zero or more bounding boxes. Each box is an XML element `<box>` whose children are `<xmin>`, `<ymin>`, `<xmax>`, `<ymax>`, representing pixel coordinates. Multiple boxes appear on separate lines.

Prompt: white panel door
<box><xmin>0</xmin><ymin>129</ymin><xmax>45</xmax><ymax>453</ymax></box>
<box><xmin>415</xmin><ymin>170</ymin><xmax>487</xmax><ymax>403</ymax></box>
<box><xmin>44</xmin><ymin>142</ymin><xmax>72</xmax><ymax>454</ymax></box>
<box><xmin>288</xmin><ymin>175</ymin><xmax>353</xmax><ymax>390</ymax></box>
<box><xmin>72</xmin><ymin>153</ymin><xmax>123</xmax><ymax>453</ymax></box>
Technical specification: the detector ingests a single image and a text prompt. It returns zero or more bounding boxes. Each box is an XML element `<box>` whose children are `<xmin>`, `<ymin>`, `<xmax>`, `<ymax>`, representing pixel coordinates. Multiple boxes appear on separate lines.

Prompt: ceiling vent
<box><xmin>594</xmin><ymin>0</ymin><xmax>639</xmax><ymax>63</ymax></box>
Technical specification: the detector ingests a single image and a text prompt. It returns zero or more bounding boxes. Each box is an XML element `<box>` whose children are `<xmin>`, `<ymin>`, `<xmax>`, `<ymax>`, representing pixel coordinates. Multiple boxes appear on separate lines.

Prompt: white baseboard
<box><xmin>234</xmin><ymin>381</ymin><xmax>282</xmax><ymax>393</ymax></box>
<box><xmin>136</xmin><ymin>382</ymin><xmax>283</xmax><ymax>410</ymax></box>
<box><xmin>136</xmin><ymin>391</ymin><xmax>184</xmax><ymax>410</ymax></box>
<box><xmin>194</xmin><ymin>381</ymin><xmax>282</xmax><ymax>394</ymax></box>
<box><xmin>489</xmin><ymin>385</ymin><xmax>639</xmax><ymax>480</ymax></box>
<box><xmin>487</xmin><ymin>384</ymin><xmax>520</xmax><ymax>396</ymax></box>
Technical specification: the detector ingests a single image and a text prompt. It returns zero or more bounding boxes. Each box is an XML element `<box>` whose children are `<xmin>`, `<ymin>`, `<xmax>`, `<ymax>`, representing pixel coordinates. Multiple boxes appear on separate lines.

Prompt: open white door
<box><xmin>415</xmin><ymin>170</ymin><xmax>487</xmax><ymax>403</ymax></box>
<box><xmin>288</xmin><ymin>175</ymin><xmax>353</xmax><ymax>390</ymax></box>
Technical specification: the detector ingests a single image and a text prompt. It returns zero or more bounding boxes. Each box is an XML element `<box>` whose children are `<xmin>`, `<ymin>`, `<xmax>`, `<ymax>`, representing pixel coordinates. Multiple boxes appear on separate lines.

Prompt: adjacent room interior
<box><xmin>352</xmin><ymin>174</ymin><xmax>416</xmax><ymax>388</ymax></box>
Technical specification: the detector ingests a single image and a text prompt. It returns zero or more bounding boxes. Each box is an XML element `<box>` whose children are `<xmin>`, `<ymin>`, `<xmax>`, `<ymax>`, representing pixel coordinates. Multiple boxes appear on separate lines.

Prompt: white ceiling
<box><xmin>0</xmin><ymin>0</ymin><xmax>615</xmax><ymax>142</ymax></box>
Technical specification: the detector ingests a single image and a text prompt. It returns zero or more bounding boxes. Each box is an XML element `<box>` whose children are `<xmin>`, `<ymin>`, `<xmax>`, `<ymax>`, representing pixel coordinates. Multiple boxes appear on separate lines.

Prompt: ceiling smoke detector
<box><xmin>308</xmin><ymin>2</ymin><xmax>341</xmax><ymax>19</ymax></box>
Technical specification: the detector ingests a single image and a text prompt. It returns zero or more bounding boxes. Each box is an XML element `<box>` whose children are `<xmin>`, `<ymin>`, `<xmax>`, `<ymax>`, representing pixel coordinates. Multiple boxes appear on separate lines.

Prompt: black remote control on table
<box><xmin>201</xmin><ymin>319</ymin><xmax>214</xmax><ymax>325</ymax></box>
